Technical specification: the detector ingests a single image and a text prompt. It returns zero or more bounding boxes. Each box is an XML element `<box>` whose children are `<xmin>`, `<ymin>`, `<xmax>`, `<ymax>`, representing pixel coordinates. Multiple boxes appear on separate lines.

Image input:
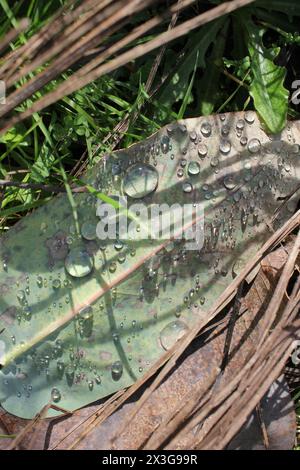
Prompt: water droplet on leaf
<box><xmin>220</xmin><ymin>140</ymin><xmax>231</xmax><ymax>154</ymax></box>
<box><xmin>187</xmin><ymin>161</ymin><xmax>200</xmax><ymax>176</ymax></box>
<box><xmin>51</xmin><ymin>388</ymin><xmax>61</xmax><ymax>403</ymax></box>
<box><xmin>182</xmin><ymin>182</ymin><xmax>193</xmax><ymax>193</ymax></box>
<box><xmin>65</xmin><ymin>248</ymin><xmax>93</xmax><ymax>278</ymax></box>
<box><xmin>161</xmin><ymin>135</ymin><xmax>170</xmax><ymax>154</ymax></box>
<box><xmin>111</xmin><ymin>361</ymin><xmax>123</xmax><ymax>381</ymax></box>
<box><xmin>159</xmin><ymin>320</ymin><xmax>189</xmax><ymax>350</ymax></box>
<box><xmin>245</xmin><ymin>111</ymin><xmax>255</xmax><ymax>124</ymax></box>
<box><xmin>248</xmin><ymin>138</ymin><xmax>261</xmax><ymax>154</ymax></box>
<box><xmin>52</xmin><ymin>279</ymin><xmax>61</xmax><ymax>289</ymax></box>
<box><xmin>223</xmin><ymin>176</ymin><xmax>236</xmax><ymax>190</ymax></box>
<box><xmin>81</xmin><ymin>221</ymin><xmax>97</xmax><ymax>240</ymax></box>
<box><xmin>123</xmin><ymin>164</ymin><xmax>158</xmax><ymax>199</ymax></box>
<box><xmin>198</xmin><ymin>144</ymin><xmax>208</xmax><ymax>158</ymax></box>
<box><xmin>201</xmin><ymin>122</ymin><xmax>212</xmax><ymax>137</ymax></box>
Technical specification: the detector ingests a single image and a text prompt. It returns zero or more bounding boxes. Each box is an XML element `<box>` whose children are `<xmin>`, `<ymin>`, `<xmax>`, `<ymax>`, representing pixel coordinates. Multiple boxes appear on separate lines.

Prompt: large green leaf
<box><xmin>242</xmin><ymin>17</ymin><xmax>289</xmax><ymax>134</ymax></box>
<box><xmin>1</xmin><ymin>112</ymin><xmax>300</xmax><ymax>419</ymax></box>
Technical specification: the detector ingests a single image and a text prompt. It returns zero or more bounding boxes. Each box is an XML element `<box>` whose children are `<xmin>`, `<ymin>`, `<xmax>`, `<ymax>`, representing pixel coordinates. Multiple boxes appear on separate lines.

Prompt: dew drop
<box><xmin>81</xmin><ymin>221</ymin><xmax>97</xmax><ymax>240</ymax></box>
<box><xmin>182</xmin><ymin>182</ymin><xmax>193</xmax><ymax>193</ymax></box>
<box><xmin>241</xmin><ymin>208</ymin><xmax>248</xmax><ymax>232</ymax></box>
<box><xmin>236</xmin><ymin>119</ymin><xmax>245</xmax><ymax>130</ymax></box>
<box><xmin>111</xmin><ymin>361</ymin><xmax>123</xmax><ymax>381</ymax></box>
<box><xmin>220</xmin><ymin>140</ymin><xmax>231</xmax><ymax>154</ymax></box>
<box><xmin>248</xmin><ymin>138</ymin><xmax>261</xmax><ymax>154</ymax></box>
<box><xmin>223</xmin><ymin>176</ymin><xmax>236</xmax><ymax>190</ymax></box>
<box><xmin>198</xmin><ymin>144</ymin><xmax>208</xmax><ymax>158</ymax></box>
<box><xmin>200</xmin><ymin>122</ymin><xmax>212</xmax><ymax>137</ymax></box>
<box><xmin>51</xmin><ymin>388</ymin><xmax>61</xmax><ymax>403</ymax></box>
<box><xmin>114</xmin><ymin>240</ymin><xmax>123</xmax><ymax>251</ymax></box>
<box><xmin>52</xmin><ymin>279</ymin><xmax>61</xmax><ymax>289</ymax></box>
<box><xmin>221</xmin><ymin>124</ymin><xmax>230</xmax><ymax>136</ymax></box>
<box><xmin>160</xmin><ymin>320</ymin><xmax>189</xmax><ymax>350</ymax></box>
<box><xmin>65</xmin><ymin>248</ymin><xmax>93</xmax><ymax>278</ymax></box>
<box><xmin>245</xmin><ymin>111</ymin><xmax>255</xmax><ymax>124</ymax></box>
<box><xmin>79</xmin><ymin>305</ymin><xmax>93</xmax><ymax>321</ymax></box>
<box><xmin>190</xmin><ymin>130</ymin><xmax>197</xmax><ymax>141</ymax></box>
<box><xmin>17</xmin><ymin>290</ymin><xmax>26</xmax><ymax>304</ymax></box>
<box><xmin>187</xmin><ymin>161</ymin><xmax>200</xmax><ymax>176</ymax></box>
<box><xmin>95</xmin><ymin>375</ymin><xmax>101</xmax><ymax>385</ymax></box>
<box><xmin>109</xmin><ymin>262</ymin><xmax>117</xmax><ymax>273</ymax></box>
<box><xmin>23</xmin><ymin>306</ymin><xmax>32</xmax><ymax>321</ymax></box>
<box><xmin>123</xmin><ymin>164</ymin><xmax>158</xmax><ymax>199</ymax></box>
<box><xmin>210</xmin><ymin>157</ymin><xmax>219</xmax><ymax>168</ymax></box>
<box><xmin>161</xmin><ymin>135</ymin><xmax>170</xmax><ymax>154</ymax></box>
<box><xmin>118</xmin><ymin>253</ymin><xmax>126</xmax><ymax>263</ymax></box>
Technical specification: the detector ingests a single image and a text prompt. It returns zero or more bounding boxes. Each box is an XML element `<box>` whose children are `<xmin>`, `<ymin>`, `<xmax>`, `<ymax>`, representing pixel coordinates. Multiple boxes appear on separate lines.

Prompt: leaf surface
<box><xmin>1</xmin><ymin>112</ymin><xmax>300</xmax><ymax>418</ymax></box>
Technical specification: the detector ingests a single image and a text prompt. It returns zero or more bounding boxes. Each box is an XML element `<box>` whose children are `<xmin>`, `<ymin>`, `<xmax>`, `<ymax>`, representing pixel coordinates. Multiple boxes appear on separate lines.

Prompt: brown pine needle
<box><xmin>0</xmin><ymin>0</ymin><xmax>254</xmax><ymax>134</ymax></box>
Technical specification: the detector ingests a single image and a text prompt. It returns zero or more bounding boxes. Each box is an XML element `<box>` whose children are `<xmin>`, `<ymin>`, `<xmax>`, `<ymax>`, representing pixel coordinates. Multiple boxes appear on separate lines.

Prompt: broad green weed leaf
<box><xmin>1</xmin><ymin>112</ymin><xmax>300</xmax><ymax>418</ymax></box>
<box><xmin>242</xmin><ymin>17</ymin><xmax>289</xmax><ymax>134</ymax></box>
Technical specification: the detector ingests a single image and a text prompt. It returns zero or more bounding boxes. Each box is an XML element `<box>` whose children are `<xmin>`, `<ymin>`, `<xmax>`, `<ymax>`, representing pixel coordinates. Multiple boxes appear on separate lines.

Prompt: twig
<box><xmin>9</xmin><ymin>403</ymin><xmax>71</xmax><ymax>450</ymax></box>
<box><xmin>256</xmin><ymin>403</ymin><xmax>270</xmax><ymax>449</ymax></box>
<box><xmin>0</xmin><ymin>18</ymin><xmax>30</xmax><ymax>55</ymax></box>
<box><xmin>0</xmin><ymin>0</ymin><xmax>255</xmax><ymax>133</ymax></box>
